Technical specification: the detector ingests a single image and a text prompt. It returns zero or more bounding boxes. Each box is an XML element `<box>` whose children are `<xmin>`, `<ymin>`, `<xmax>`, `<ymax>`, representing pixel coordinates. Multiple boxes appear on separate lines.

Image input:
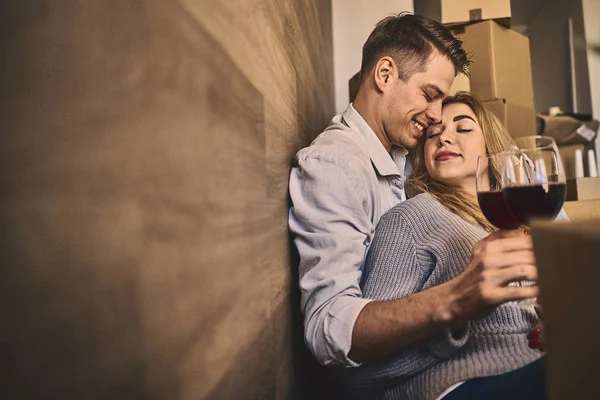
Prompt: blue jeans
<box><xmin>443</xmin><ymin>358</ymin><xmax>546</xmax><ymax>400</ymax></box>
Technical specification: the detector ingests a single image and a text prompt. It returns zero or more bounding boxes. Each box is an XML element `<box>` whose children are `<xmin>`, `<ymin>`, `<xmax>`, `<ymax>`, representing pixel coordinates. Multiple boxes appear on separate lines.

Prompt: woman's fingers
<box><xmin>527</xmin><ymin>325</ymin><xmax>541</xmax><ymax>340</ymax></box>
<box><xmin>487</xmin><ymin>229</ymin><xmax>533</xmax><ymax>246</ymax></box>
<box><xmin>486</xmin><ymin>229</ymin><xmax>526</xmax><ymax>240</ymax></box>
<box><xmin>529</xmin><ymin>337</ymin><xmax>541</xmax><ymax>349</ymax></box>
<box><xmin>528</xmin><ymin>323</ymin><xmax>545</xmax><ymax>352</ymax></box>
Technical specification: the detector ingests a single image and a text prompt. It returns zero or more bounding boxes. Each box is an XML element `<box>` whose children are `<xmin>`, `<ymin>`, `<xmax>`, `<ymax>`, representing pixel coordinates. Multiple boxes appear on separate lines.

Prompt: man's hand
<box><xmin>443</xmin><ymin>229</ymin><xmax>538</xmax><ymax>324</ymax></box>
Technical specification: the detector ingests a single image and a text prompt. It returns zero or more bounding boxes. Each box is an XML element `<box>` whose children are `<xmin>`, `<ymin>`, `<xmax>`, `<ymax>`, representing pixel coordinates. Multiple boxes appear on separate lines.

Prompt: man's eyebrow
<box><xmin>422</xmin><ymin>84</ymin><xmax>445</xmax><ymax>99</ymax></box>
<box><xmin>453</xmin><ymin>114</ymin><xmax>476</xmax><ymax>123</ymax></box>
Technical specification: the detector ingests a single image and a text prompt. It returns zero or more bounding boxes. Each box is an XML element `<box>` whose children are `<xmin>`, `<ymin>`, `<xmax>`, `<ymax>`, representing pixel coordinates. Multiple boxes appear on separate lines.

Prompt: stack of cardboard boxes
<box><xmin>443</xmin><ymin>0</ymin><xmax>537</xmax><ymax>139</ymax></box>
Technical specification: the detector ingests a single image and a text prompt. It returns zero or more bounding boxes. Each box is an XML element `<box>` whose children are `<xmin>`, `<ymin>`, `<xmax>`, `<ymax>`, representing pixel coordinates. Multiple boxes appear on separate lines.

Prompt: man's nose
<box><xmin>425</xmin><ymin>102</ymin><xmax>442</xmax><ymax>124</ymax></box>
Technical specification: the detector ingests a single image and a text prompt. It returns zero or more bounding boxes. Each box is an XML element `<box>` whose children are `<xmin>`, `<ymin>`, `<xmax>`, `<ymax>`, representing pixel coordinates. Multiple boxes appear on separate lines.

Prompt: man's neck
<box><xmin>352</xmin><ymin>93</ymin><xmax>392</xmax><ymax>152</ymax></box>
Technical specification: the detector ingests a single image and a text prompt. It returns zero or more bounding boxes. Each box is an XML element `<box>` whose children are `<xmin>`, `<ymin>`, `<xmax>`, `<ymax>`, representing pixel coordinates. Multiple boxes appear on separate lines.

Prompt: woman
<box><xmin>349</xmin><ymin>93</ymin><xmax>554</xmax><ymax>400</ymax></box>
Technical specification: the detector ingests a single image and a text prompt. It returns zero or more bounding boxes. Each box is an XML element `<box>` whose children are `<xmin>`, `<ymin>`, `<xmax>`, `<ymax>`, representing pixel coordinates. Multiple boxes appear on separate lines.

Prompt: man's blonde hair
<box><xmin>406</xmin><ymin>92</ymin><xmax>516</xmax><ymax>232</ymax></box>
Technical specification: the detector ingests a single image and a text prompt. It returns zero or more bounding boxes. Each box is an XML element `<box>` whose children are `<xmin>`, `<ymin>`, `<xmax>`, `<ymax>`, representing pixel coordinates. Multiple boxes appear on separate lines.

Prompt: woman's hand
<box><xmin>528</xmin><ymin>324</ymin><xmax>545</xmax><ymax>352</ymax></box>
<box><xmin>528</xmin><ymin>303</ymin><xmax>545</xmax><ymax>352</ymax></box>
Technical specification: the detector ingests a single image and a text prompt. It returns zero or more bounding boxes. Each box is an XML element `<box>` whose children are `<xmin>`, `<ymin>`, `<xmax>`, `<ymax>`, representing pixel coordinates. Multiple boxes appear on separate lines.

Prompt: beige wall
<box><xmin>0</xmin><ymin>1</ymin><xmax>334</xmax><ymax>399</ymax></box>
<box><xmin>332</xmin><ymin>0</ymin><xmax>414</xmax><ymax>113</ymax></box>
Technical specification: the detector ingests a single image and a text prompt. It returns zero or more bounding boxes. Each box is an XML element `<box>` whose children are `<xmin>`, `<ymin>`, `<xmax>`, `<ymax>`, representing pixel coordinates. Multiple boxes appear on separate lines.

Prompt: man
<box><xmin>289</xmin><ymin>13</ymin><xmax>538</xmax><ymax>372</ymax></box>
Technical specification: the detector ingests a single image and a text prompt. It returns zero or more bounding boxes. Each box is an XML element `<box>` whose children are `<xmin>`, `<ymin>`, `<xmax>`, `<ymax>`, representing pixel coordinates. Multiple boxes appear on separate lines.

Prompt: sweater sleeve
<box><xmin>352</xmin><ymin>208</ymin><xmax>470</xmax><ymax>387</ymax></box>
<box><xmin>426</xmin><ymin>324</ymin><xmax>470</xmax><ymax>359</ymax></box>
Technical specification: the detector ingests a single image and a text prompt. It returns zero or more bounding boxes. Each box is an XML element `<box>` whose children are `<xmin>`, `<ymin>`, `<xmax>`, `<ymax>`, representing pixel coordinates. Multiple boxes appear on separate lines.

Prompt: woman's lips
<box><xmin>435</xmin><ymin>151</ymin><xmax>460</xmax><ymax>161</ymax></box>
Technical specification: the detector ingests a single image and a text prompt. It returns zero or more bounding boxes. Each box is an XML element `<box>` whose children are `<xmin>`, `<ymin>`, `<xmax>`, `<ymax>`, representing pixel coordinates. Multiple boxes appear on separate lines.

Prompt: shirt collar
<box><xmin>342</xmin><ymin>103</ymin><xmax>407</xmax><ymax>177</ymax></box>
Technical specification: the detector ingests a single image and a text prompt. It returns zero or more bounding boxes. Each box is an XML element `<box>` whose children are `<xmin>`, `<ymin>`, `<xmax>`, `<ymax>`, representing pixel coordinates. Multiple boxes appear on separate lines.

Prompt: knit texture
<box><xmin>345</xmin><ymin>193</ymin><xmax>541</xmax><ymax>400</ymax></box>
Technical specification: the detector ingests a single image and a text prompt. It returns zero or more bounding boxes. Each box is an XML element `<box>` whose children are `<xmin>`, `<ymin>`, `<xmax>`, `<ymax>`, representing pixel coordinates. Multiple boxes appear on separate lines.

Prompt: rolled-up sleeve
<box><xmin>289</xmin><ymin>155</ymin><xmax>374</xmax><ymax>367</ymax></box>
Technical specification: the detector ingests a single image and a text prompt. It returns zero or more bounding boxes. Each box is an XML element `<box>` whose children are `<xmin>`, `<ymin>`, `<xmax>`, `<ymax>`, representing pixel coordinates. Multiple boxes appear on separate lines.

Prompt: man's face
<box><xmin>383</xmin><ymin>51</ymin><xmax>455</xmax><ymax>149</ymax></box>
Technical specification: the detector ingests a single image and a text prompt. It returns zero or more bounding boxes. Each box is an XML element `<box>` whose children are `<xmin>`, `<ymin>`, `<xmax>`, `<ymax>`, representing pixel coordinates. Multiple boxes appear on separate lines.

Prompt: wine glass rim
<box><xmin>477</xmin><ymin>144</ymin><xmax>556</xmax><ymax>159</ymax></box>
<box><xmin>512</xmin><ymin>135</ymin><xmax>557</xmax><ymax>151</ymax></box>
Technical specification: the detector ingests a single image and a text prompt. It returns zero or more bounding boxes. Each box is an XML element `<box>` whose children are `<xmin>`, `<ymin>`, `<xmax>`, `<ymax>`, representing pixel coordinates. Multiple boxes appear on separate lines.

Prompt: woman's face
<box><xmin>423</xmin><ymin>102</ymin><xmax>487</xmax><ymax>193</ymax></box>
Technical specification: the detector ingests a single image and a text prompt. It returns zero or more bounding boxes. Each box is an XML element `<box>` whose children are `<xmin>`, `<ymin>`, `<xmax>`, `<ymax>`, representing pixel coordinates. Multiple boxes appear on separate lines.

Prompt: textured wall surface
<box><xmin>0</xmin><ymin>1</ymin><xmax>334</xmax><ymax>399</ymax></box>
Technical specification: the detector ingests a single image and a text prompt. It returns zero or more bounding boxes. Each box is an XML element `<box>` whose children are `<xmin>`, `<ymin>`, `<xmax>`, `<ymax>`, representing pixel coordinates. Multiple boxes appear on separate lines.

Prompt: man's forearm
<box><xmin>349</xmin><ymin>280</ymin><xmax>463</xmax><ymax>363</ymax></box>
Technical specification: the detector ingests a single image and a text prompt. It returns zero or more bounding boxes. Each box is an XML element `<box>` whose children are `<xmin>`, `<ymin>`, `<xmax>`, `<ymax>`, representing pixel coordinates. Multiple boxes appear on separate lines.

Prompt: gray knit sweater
<box><xmin>344</xmin><ymin>193</ymin><xmax>541</xmax><ymax>400</ymax></box>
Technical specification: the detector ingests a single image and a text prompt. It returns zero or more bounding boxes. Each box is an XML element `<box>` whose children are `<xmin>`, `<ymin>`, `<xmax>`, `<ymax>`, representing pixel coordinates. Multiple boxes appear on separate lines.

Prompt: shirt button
<box><xmin>392</xmin><ymin>177</ymin><xmax>404</xmax><ymax>189</ymax></box>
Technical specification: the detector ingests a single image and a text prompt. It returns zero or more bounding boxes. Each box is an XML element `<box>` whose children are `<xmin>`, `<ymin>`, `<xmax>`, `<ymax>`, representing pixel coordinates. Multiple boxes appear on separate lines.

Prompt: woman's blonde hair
<box><xmin>406</xmin><ymin>92</ymin><xmax>516</xmax><ymax>232</ymax></box>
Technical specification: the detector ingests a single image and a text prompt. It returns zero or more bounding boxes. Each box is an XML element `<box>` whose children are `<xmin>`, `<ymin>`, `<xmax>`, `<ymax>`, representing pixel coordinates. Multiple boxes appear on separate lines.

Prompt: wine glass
<box><xmin>476</xmin><ymin>152</ymin><xmax>522</xmax><ymax>230</ymax></box>
<box><xmin>513</xmin><ymin>135</ymin><xmax>560</xmax><ymax>154</ymax></box>
<box><xmin>501</xmin><ymin>136</ymin><xmax>567</xmax><ymax>225</ymax></box>
<box><xmin>502</xmin><ymin>136</ymin><xmax>566</xmax><ymax>308</ymax></box>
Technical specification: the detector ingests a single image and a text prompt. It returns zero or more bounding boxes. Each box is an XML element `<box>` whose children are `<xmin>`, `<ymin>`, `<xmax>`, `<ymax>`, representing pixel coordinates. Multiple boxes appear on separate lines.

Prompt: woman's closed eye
<box><xmin>455</xmin><ymin>122</ymin><xmax>474</xmax><ymax>133</ymax></box>
<box><xmin>455</xmin><ymin>119</ymin><xmax>476</xmax><ymax>133</ymax></box>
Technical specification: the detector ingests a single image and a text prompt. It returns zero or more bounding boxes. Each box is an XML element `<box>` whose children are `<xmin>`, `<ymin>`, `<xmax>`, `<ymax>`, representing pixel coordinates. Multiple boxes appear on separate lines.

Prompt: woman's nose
<box><xmin>438</xmin><ymin>134</ymin><xmax>453</xmax><ymax>147</ymax></box>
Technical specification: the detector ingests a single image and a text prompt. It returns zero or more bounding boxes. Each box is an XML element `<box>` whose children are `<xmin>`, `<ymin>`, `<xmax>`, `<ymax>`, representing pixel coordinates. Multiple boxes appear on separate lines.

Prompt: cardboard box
<box><xmin>531</xmin><ymin>220</ymin><xmax>600</xmax><ymax>400</ymax></box>
<box><xmin>452</xmin><ymin>21</ymin><xmax>534</xmax><ymax>107</ymax></box>
<box><xmin>566</xmin><ymin>177</ymin><xmax>600</xmax><ymax>201</ymax></box>
<box><xmin>449</xmin><ymin>73</ymin><xmax>471</xmax><ymax>95</ymax></box>
<box><xmin>539</xmin><ymin>115</ymin><xmax>599</xmax><ymax>146</ymax></box>
<box><xmin>563</xmin><ymin>199</ymin><xmax>600</xmax><ymax>221</ymax></box>
<box><xmin>483</xmin><ymin>98</ymin><xmax>537</xmax><ymax>139</ymax></box>
<box><xmin>441</xmin><ymin>0</ymin><xmax>511</xmax><ymax>27</ymax></box>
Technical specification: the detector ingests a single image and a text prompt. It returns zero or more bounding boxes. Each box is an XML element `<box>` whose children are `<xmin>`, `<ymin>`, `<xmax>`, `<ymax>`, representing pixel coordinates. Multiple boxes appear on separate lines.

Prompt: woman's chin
<box><xmin>433</xmin><ymin>173</ymin><xmax>466</xmax><ymax>187</ymax></box>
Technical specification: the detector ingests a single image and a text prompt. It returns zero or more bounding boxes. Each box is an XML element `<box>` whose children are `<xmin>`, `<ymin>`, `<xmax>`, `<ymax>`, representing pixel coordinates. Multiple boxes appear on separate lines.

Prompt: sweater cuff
<box><xmin>427</xmin><ymin>322</ymin><xmax>470</xmax><ymax>359</ymax></box>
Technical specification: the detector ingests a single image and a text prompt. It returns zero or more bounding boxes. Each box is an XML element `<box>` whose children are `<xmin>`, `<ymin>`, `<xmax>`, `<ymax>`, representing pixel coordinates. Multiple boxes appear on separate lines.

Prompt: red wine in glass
<box><xmin>477</xmin><ymin>191</ymin><xmax>522</xmax><ymax>230</ymax></box>
<box><xmin>502</xmin><ymin>183</ymin><xmax>566</xmax><ymax>225</ymax></box>
<box><xmin>502</xmin><ymin>137</ymin><xmax>567</xmax><ymax>226</ymax></box>
<box><xmin>476</xmin><ymin>152</ymin><xmax>523</xmax><ymax>230</ymax></box>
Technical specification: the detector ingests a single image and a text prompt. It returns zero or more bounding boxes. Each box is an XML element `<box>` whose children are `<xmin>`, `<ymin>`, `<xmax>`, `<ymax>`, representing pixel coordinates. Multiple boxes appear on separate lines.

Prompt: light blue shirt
<box><xmin>289</xmin><ymin>104</ymin><xmax>408</xmax><ymax>367</ymax></box>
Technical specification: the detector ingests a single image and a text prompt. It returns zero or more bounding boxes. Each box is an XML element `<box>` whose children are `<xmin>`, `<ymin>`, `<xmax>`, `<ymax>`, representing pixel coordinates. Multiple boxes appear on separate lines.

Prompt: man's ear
<box><xmin>374</xmin><ymin>57</ymin><xmax>395</xmax><ymax>92</ymax></box>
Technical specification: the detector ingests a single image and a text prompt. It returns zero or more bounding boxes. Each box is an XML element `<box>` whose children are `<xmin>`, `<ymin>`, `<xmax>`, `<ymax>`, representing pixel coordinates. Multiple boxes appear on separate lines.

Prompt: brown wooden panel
<box><xmin>532</xmin><ymin>221</ymin><xmax>600</xmax><ymax>400</ymax></box>
<box><xmin>1</xmin><ymin>0</ymin><xmax>333</xmax><ymax>399</ymax></box>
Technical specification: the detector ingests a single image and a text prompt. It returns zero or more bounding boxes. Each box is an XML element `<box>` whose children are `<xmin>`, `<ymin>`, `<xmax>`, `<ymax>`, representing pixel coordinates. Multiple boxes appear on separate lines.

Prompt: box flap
<box><xmin>441</xmin><ymin>0</ymin><xmax>511</xmax><ymax>26</ymax></box>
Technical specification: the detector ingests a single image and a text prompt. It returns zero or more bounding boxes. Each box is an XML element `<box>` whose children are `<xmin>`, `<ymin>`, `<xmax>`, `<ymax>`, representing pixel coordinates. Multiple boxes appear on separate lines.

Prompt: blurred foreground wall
<box><xmin>0</xmin><ymin>1</ymin><xmax>334</xmax><ymax>398</ymax></box>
